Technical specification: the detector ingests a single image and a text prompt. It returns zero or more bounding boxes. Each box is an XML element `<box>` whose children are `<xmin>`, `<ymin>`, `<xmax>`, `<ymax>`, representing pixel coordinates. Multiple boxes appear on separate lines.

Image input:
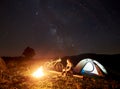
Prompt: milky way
<box><xmin>0</xmin><ymin>0</ymin><xmax>120</xmax><ymax>58</ymax></box>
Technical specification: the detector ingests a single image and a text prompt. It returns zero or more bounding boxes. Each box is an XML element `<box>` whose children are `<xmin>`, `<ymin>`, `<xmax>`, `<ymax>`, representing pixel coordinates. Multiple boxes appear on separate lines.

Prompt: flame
<box><xmin>32</xmin><ymin>66</ymin><xmax>44</xmax><ymax>78</ymax></box>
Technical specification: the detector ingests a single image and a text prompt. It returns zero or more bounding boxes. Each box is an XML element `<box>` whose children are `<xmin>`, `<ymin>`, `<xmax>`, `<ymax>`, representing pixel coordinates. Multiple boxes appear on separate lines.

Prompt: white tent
<box><xmin>74</xmin><ymin>58</ymin><xmax>107</xmax><ymax>77</ymax></box>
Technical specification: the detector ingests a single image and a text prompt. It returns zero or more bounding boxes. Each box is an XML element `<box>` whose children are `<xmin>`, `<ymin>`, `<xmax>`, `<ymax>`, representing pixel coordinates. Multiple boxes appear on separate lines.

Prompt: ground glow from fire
<box><xmin>32</xmin><ymin>66</ymin><xmax>44</xmax><ymax>78</ymax></box>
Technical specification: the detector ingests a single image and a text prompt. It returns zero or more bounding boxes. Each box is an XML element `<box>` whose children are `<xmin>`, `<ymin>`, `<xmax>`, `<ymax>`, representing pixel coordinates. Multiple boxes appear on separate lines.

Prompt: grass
<box><xmin>0</xmin><ymin>59</ymin><xmax>120</xmax><ymax>89</ymax></box>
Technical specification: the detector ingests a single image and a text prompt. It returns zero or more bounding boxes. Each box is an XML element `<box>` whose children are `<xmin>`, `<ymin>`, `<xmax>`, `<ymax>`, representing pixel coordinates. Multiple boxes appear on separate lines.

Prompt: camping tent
<box><xmin>74</xmin><ymin>58</ymin><xmax>107</xmax><ymax>77</ymax></box>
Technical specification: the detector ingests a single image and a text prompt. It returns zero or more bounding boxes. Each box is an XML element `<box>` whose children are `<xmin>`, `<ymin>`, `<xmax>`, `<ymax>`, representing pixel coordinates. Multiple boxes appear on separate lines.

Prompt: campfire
<box><xmin>32</xmin><ymin>66</ymin><xmax>45</xmax><ymax>78</ymax></box>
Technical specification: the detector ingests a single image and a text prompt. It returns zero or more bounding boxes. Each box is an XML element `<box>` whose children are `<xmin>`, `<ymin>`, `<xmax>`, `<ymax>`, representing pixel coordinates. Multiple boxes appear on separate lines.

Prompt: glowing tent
<box><xmin>74</xmin><ymin>58</ymin><xmax>107</xmax><ymax>77</ymax></box>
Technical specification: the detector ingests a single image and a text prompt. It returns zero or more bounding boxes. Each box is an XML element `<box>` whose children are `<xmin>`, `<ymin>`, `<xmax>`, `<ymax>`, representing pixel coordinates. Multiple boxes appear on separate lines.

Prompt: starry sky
<box><xmin>0</xmin><ymin>0</ymin><xmax>120</xmax><ymax>58</ymax></box>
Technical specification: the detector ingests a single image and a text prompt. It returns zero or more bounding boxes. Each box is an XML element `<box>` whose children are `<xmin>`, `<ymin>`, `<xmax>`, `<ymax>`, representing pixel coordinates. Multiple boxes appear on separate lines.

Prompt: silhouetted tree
<box><xmin>22</xmin><ymin>46</ymin><xmax>35</xmax><ymax>58</ymax></box>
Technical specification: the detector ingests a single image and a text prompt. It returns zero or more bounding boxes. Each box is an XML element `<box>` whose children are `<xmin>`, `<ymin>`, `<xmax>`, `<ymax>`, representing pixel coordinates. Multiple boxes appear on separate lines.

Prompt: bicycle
<box><xmin>43</xmin><ymin>58</ymin><xmax>64</xmax><ymax>72</ymax></box>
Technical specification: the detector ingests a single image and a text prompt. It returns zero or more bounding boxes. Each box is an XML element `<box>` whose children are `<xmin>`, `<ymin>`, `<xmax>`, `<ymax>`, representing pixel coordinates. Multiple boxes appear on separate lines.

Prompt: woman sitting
<box><xmin>62</xmin><ymin>59</ymin><xmax>73</xmax><ymax>76</ymax></box>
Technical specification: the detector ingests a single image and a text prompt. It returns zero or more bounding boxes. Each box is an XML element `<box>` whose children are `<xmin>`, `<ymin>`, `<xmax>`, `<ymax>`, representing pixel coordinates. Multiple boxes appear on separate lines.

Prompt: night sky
<box><xmin>0</xmin><ymin>0</ymin><xmax>120</xmax><ymax>58</ymax></box>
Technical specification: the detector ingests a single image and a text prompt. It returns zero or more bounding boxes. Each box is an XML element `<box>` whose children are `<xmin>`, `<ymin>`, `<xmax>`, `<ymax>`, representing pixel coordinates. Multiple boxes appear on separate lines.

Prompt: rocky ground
<box><xmin>0</xmin><ymin>59</ymin><xmax>120</xmax><ymax>89</ymax></box>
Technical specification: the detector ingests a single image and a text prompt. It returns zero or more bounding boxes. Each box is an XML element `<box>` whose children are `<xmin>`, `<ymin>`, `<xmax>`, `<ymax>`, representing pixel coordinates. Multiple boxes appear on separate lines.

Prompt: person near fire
<box><xmin>62</xmin><ymin>58</ymin><xmax>73</xmax><ymax>76</ymax></box>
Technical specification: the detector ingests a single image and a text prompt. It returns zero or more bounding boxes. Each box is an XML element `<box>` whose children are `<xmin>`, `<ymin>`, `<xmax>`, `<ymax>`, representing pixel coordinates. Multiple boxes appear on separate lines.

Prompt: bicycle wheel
<box><xmin>43</xmin><ymin>62</ymin><xmax>50</xmax><ymax>70</ymax></box>
<box><xmin>54</xmin><ymin>63</ymin><xmax>64</xmax><ymax>72</ymax></box>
